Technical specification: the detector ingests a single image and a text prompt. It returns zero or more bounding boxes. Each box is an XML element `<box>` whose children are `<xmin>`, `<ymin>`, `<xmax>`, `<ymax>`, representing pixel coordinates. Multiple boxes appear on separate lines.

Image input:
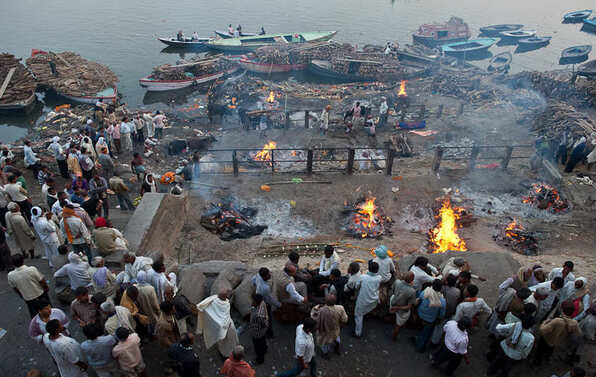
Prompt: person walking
<box><xmin>311</xmin><ymin>294</ymin><xmax>347</xmax><ymax>359</ymax></box>
<box><xmin>353</xmin><ymin>261</ymin><xmax>381</xmax><ymax>338</ymax></box>
<box><xmin>5</xmin><ymin>202</ymin><xmax>36</xmax><ymax>258</ymax></box>
<box><xmin>430</xmin><ymin>317</ymin><xmax>471</xmax><ymax>377</ymax></box>
<box><xmin>109</xmin><ymin>172</ymin><xmax>135</xmax><ymax>211</ymax></box>
<box><xmin>274</xmin><ymin>318</ymin><xmax>317</xmax><ymax>377</ymax></box>
<box><xmin>415</xmin><ymin>279</ymin><xmax>446</xmax><ymax>352</ymax></box>
<box><xmin>30</xmin><ymin>207</ymin><xmax>60</xmax><ymax>266</ymax></box>
<box><xmin>389</xmin><ymin>271</ymin><xmax>417</xmax><ymax>341</ymax></box>
<box><xmin>112</xmin><ymin>327</ymin><xmax>147</xmax><ymax>377</ymax></box>
<box><xmin>7</xmin><ymin>253</ymin><xmax>50</xmax><ymax>317</ymax></box>
<box><xmin>248</xmin><ymin>294</ymin><xmax>269</xmax><ymax>364</ymax></box>
<box><xmin>487</xmin><ymin>316</ymin><xmax>536</xmax><ymax>377</ymax></box>
<box><xmin>196</xmin><ymin>289</ymin><xmax>239</xmax><ymax>358</ymax></box>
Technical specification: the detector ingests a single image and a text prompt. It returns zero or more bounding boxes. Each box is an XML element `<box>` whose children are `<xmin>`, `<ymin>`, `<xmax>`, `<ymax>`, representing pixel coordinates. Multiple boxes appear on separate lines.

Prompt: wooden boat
<box><xmin>215</xmin><ymin>30</ymin><xmax>257</xmax><ymax>39</ymax></box>
<box><xmin>441</xmin><ymin>38</ymin><xmax>498</xmax><ymax>56</ymax></box>
<box><xmin>518</xmin><ymin>36</ymin><xmax>551</xmax><ymax>47</ymax></box>
<box><xmin>412</xmin><ymin>17</ymin><xmax>471</xmax><ymax>48</ymax></box>
<box><xmin>583</xmin><ymin>18</ymin><xmax>596</xmax><ymax>29</ymax></box>
<box><xmin>157</xmin><ymin>37</ymin><xmax>212</xmax><ymax>48</ymax></box>
<box><xmin>308</xmin><ymin>59</ymin><xmax>428</xmax><ymax>83</ymax></box>
<box><xmin>563</xmin><ymin>10</ymin><xmax>592</xmax><ymax>23</ymax></box>
<box><xmin>577</xmin><ymin>59</ymin><xmax>596</xmax><ymax>77</ymax></box>
<box><xmin>479</xmin><ymin>24</ymin><xmax>523</xmax><ymax>36</ymax></box>
<box><xmin>206</xmin><ymin>31</ymin><xmax>337</xmax><ymax>53</ymax></box>
<box><xmin>0</xmin><ymin>55</ymin><xmax>38</xmax><ymax>112</ymax></box>
<box><xmin>487</xmin><ymin>52</ymin><xmax>512</xmax><ymax>73</ymax></box>
<box><xmin>237</xmin><ymin>57</ymin><xmax>307</xmax><ymax>73</ymax></box>
<box><xmin>60</xmin><ymin>87</ymin><xmax>118</xmax><ymax>104</ymax></box>
<box><xmin>499</xmin><ymin>30</ymin><xmax>536</xmax><ymax>39</ymax></box>
<box><xmin>0</xmin><ymin>91</ymin><xmax>36</xmax><ymax>111</ymax></box>
<box><xmin>561</xmin><ymin>45</ymin><xmax>592</xmax><ymax>59</ymax></box>
<box><xmin>139</xmin><ymin>71</ymin><xmax>225</xmax><ymax>91</ymax></box>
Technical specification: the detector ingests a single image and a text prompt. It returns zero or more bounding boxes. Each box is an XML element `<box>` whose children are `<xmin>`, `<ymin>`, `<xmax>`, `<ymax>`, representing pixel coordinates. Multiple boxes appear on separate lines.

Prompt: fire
<box><xmin>522</xmin><ymin>183</ymin><xmax>568</xmax><ymax>213</ymax></box>
<box><xmin>398</xmin><ymin>80</ymin><xmax>407</xmax><ymax>97</ymax></box>
<box><xmin>428</xmin><ymin>198</ymin><xmax>467</xmax><ymax>253</ymax></box>
<box><xmin>254</xmin><ymin>141</ymin><xmax>277</xmax><ymax>163</ymax></box>
<box><xmin>266</xmin><ymin>91</ymin><xmax>275</xmax><ymax>103</ymax></box>
<box><xmin>505</xmin><ymin>219</ymin><xmax>525</xmax><ymax>240</ymax></box>
<box><xmin>346</xmin><ymin>197</ymin><xmax>392</xmax><ymax>238</ymax></box>
<box><xmin>358</xmin><ymin>197</ymin><xmax>377</xmax><ymax>232</ymax></box>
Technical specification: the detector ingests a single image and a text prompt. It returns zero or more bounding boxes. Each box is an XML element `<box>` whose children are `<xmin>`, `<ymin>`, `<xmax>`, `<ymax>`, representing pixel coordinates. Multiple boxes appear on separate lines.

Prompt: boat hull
<box><xmin>0</xmin><ymin>92</ymin><xmax>37</xmax><ymax>112</ymax></box>
<box><xmin>563</xmin><ymin>10</ymin><xmax>592</xmax><ymax>23</ymax></box>
<box><xmin>499</xmin><ymin>30</ymin><xmax>536</xmax><ymax>39</ymax></box>
<box><xmin>238</xmin><ymin>59</ymin><xmax>306</xmax><ymax>73</ymax></box>
<box><xmin>412</xmin><ymin>34</ymin><xmax>469</xmax><ymax>48</ymax></box>
<box><xmin>139</xmin><ymin>69</ymin><xmax>237</xmax><ymax>92</ymax></box>
<box><xmin>207</xmin><ymin>31</ymin><xmax>337</xmax><ymax>53</ymax></box>
<box><xmin>59</xmin><ymin>87</ymin><xmax>118</xmax><ymax>104</ymax></box>
<box><xmin>479</xmin><ymin>24</ymin><xmax>523</xmax><ymax>36</ymax></box>
<box><xmin>158</xmin><ymin>37</ymin><xmax>211</xmax><ymax>48</ymax></box>
<box><xmin>441</xmin><ymin>38</ymin><xmax>498</xmax><ymax>56</ymax></box>
<box><xmin>518</xmin><ymin>37</ymin><xmax>551</xmax><ymax>47</ymax></box>
<box><xmin>577</xmin><ymin>60</ymin><xmax>596</xmax><ymax>77</ymax></box>
<box><xmin>583</xmin><ymin>18</ymin><xmax>596</xmax><ymax>29</ymax></box>
<box><xmin>308</xmin><ymin>60</ymin><xmax>428</xmax><ymax>83</ymax></box>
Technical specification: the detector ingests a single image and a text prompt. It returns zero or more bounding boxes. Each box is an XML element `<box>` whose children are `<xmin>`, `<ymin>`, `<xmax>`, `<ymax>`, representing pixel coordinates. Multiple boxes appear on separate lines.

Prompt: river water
<box><xmin>1</xmin><ymin>0</ymin><xmax>595</xmax><ymax>140</ymax></box>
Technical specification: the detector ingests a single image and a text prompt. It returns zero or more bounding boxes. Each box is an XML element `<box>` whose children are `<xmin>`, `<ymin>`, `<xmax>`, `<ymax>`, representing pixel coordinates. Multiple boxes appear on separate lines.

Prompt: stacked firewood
<box><xmin>291</xmin><ymin>42</ymin><xmax>354</xmax><ymax>64</ymax></box>
<box><xmin>26</xmin><ymin>51</ymin><xmax>118</xmax><ymax>96</ymax></box>
<box><xmin>149</xmin><ymin>62</ymin><xmax>218</xmax><ymax>81</ymax></box>
<box><xmin>509</xmin><ymin>70</ymin><xmax>593</xmax><ymax>108</ymax></box>
<box><xmin>256</xmin><ymin>46</ymin><xmax>291</xmax><ymax>64</ymax></box>
<box><xmin>531</xmin><ymin>102</ymin><xmax>596</xmax><ymax>137</ymax></box>
<box><xmin>0</xmin><ymin>54</ymin><xmax>37</xmax><ymax>104</ymax></box>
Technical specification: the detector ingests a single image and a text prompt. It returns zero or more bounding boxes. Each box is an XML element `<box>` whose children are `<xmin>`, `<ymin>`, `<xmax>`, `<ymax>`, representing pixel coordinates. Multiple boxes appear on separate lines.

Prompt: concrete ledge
<box><xmin>123</xmin><ymin>193</ymin><xmax>189</xmax><ymax>259</ymax></box>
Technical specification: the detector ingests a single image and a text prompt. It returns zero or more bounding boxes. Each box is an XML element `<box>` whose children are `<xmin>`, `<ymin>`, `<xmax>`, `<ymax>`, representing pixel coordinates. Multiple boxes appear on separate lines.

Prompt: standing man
<box><xmin>152</xmin><ymin>111</ymin><xmax>166</xmax><ymax>139</ymax></box>
<box><xmin>81</xmin><ymin>323</ymin><xmax>118</xmax><ymax>377</ymax></box>
<box><xmin>252</xmin><ymin>267</ymin><xmax>280</xmax><ymax>338</ymax></box>
<box><xmin>415</xmin><ymin>279</ymin><xmax>446</xmax><ymax>353</ymax></box>
<box><xmin>119</xmin><ymin>118</ymin><xmax>133</xmax><ymax>154</ymax></box>
<box><xmin>71</xmin><ymin>286</ymin><xmax>98</xmax><ymax>328</ymax></box>
<box><xmin>549</xmin><ymin>261</ymin><xmax>575</xmax><ymax>285</ymax></box>
<box><xmin>54</xmin><ymin>252</ymin><xmax>92</xmax><ymax>291</ymax></box>
<box><xmin>43</xmin><ymin>319</ymin><xmax>89</xmax><ymax>377</ymax></box>
<box><xmin>248</xmin><ymin>294</ymin><xmax>269</xmax><ymax>364</ymax></box>
<box><xmin>378</xmin><ymin>97</ymin><xmax>389</xmax><ymax>128</ymax></box>
<box><xmin>353</xmin><ymin>261</ymin><xmax>381</xmax><ymax>338</ymax></box>
<box><xmin>196</xmin><ymin>289</ymin><xmax>239</xmax><ymax>358</ymax></box>
<box><xmin>60</xmin><ymin>204</ymin><xmax>93</xmax><ymax>261</ymax></box>
<box><xmin>311</xmin><ymin>294</ymin><xmax>347</xmax><ymax>358</ymax></box>
<box><xmin>6</xmin><ymin>202</ymin><xmax>36</xmax><ymax>258</ymax></box>
<box><xmin>275</xmin><ymin>318</ymin><xmax>317</xmax><ymax>377</ymax></box>
<box><xmin>112</xmin><ymin>327</ymin><xmax>148</xmax><ymax>377</ymax></box>
<box><xmin>4</xmin><ymin>174</ymin><xmax>33</xmax><ymax>222</ymax></box>
<box><xmin>389</xmin><ymin>271</ymin><xmax>417</xmax><ymax>341</ymax></box>
<box><xmin>487</xmin><ymin>316</ymin><xmax>536</xmax><ymax>377</ymax></box>
<box><xmin>533</xmin><ymin>301</ymin><xmax>582</xmax><ymax>366</ymax></box>
<box><xmin>7</xmin><ymin>253</ymin><xmax>50</xmax><ymax>317</ymax></box>
<box><xmin>168</xmin><ymin>333</ymin><xmax>201</xmax><ymax>377</ymax></box>
<box><xmin>220</xmin><ymin>345</ymin><xmax>256</xmax><ymax>377</ymax></box>
<box><xmin>89</xmin><ymin>173</ymin><xmax>109</xmax><ymax>218</ymax></box>
<box><xmin>109</xmin><ymin>172</ymin><xmax>135</xmax><ymax>211</ymax></box>
<box><xmin>31</xmin><ymin>207</ymin><xmax>60</xmax><ymax>266</ymax></box>
<box><xmin>431</xmin><ymin>317</ymin><xmax>471</xmax><ymax>377</ymax></box>
<box><xmin>320</xmin><ymin>105</ymin><xmax>330</xmax><ymax>135</ymax></box>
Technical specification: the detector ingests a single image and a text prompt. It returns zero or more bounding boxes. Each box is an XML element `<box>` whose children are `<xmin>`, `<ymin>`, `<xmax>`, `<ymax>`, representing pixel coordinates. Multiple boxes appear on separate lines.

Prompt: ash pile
<box><xmin>493</xmin><ymin>218</ymin><xmax>538</xmax><ymax>255</ymax></box>
<box><xmin>200</xmin><ymin>198</ymin><xmax>267</xmax><ymax>241</ymax></box>
<box><xmin>26</xmin><ymin>51</ymin><xmax>118</xmax><ymax>96</ymax></box>
<box><xmin>343</xmin><ymin>196</ymin><xmax>392</xmax><ymax>239</ymax></box>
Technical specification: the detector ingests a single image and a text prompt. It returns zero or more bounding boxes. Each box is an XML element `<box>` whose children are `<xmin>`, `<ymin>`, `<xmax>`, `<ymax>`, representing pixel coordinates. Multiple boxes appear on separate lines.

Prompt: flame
<box><xmin>398</xmin><ymin>80</ymin><xmax>407</xmax><ymax>97</ymax></box>
<box><xmin>358</xmin><ymin>197</ymin><xmax>377</xmax><ymax>231</ymax></box>
<box><xmin>522</xmin><ymin>183</ymin><xmax>568</xmax><ymax>213</ymax></box>
<box><xmin>346</xmin><ymin>197</ymin><xmax>390</xmax><ymax>238</ymax></box>
<box><xmin>254</xmin><ymin>141</ymin><xmax>277</xmax><ymax>162</ymax></box>
<box><xmin>505</xmin><ymin>219</ymin><xmax>525</xmax><ymax>241</ymax></box>
<box><xmin>266</xmin><ymin>91</ymin><xmax>275</xmax><ymax>103</ymax></box>
<box><xmin>428</xmin><ymin>198</ymin><xmax>467</xmax><ymax>253</ymax></box>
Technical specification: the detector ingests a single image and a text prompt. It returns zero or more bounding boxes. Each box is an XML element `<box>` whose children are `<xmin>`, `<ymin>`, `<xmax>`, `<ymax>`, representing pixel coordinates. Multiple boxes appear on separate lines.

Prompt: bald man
<box><xmin>276</xmin><ymin>264</ymin><xmax>308</xmax><ymax>306</ymax></box>
<box><xmin>389</xmin><ymin>271</ymin><xmax>417</xmax><ymax>341</ymax></box>
<box><xmin>196</xmin><ymin>289</ymin><xmax>239</xmax><ymax>358</ymax></box>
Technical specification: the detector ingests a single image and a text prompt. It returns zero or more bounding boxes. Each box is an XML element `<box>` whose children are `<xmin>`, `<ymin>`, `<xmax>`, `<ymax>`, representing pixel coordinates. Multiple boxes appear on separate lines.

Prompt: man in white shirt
<box><xmin>43</xmin><ymin>319</ymin><xmax>89</xmax><ymax>377</ymax></box>
<box><xmin>378</xmin><ymin>98</ymin><xmax>389</xmax><ymax>128</ymax></box>
<box><xmin>354</xmin><ymin>261</ymin><xmax>381</xmax><ymax>337</ymax></box>
<box><xmin>530</xmin><ymin>278</ymin><xmax>565</xmax><ymax>318</ymax></box>
<box><xmin>431</xmin><ymin>317</ymin><xmax>471</xmax><ymax>377</ymax></box>
<box><xmin>152</xmin><ymin>111</ymin><xmax>166</xmax><ymax>139</ymax></box>
<box><xmin>276</xmin><ymin>264</ymin><xmax>308</xmax><ymax>306</ymax></box>
<box><xmin>275</xmin><ymin>318</ymin><xmax>316</xmax><ymax>377</ymax></box>
<box><xmin>487</xmin><ymin>316</ymin><xmax>535</xmax><ymax>377</ymax></box>
<box><xmin>344</xmin><ymin>262</ymin><xmax>362</xmax><ymax>301</ymax></box>
<box><xmin>7</xmin><ymin>253</ymin><xmax>50</xmax><ymax>317</ymax></box>
<box><xmin>119</xmin><ymin>118</ymin><xmax>133</xmax><ymax>154</ymax></box>
<box><xmin>548</xmin><ymin>261</ymin><xmax>575</xmax><ymax>285</ymax></box>
<box><xmin>409</xmin><ymin>256</ymin><xmax>440</xmax><ymax>293</ymax></box>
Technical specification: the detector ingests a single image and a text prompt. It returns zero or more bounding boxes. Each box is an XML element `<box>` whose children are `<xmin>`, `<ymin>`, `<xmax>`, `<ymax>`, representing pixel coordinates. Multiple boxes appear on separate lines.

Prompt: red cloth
<box><xmin>94</xmin><ymin>217</ymin><xmax>107</xmax><ymax>228</ymax></box>
<box><xmin>220</xmin><ymin>358</ymin><xmax>256</xmax><ymax>377</ymax></box>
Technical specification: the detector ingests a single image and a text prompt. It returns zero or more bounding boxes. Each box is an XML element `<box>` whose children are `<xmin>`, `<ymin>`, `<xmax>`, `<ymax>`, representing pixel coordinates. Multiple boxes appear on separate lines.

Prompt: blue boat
<box><xmin>441</xmin><ymin>38</ymin><xmax>498</xmax><ymax>56</ymax></box>
<box><xmin>583</xmin><ymin>17</ymin><xmax>596</xmax><ymax>29</ymax></box>
<box><xmin>563</xmin><ymin>10</ymin><xmax>592</xmax><ymax>23</ymax></box>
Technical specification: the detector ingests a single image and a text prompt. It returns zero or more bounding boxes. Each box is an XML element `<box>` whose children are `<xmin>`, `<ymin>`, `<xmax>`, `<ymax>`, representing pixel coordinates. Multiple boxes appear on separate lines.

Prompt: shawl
<box><xmin>316</xmin><ymin>305</ymin><xmax>339</xmax><ymax>335</ymax></box>
<box><xmin>220</xmin><ymin>358</ymin><xmax>255</xmax><ymax>377</ymax></box>
<box><xmin>422</xmin><ymin>286</ymin><xmax>443</xmax><ymax>308</ymax></box>
<box><xmin>144</xmin><ymin>175</ymin><xmax>157</xmax><ymax>192</ymax></box>
<box><xmin>196</xmin><ymin>295</ymin><xmax>232</xmax><ymax>349</ymax></box>
<box><xmin>62</xmin><ymin>207</ymin><xmax>82</xmax><ymax>243</ymax></box>
<box><xmin>93</xmin><ymin>267</ymin><xmax>108</xmax><ymax>288</ymax></box>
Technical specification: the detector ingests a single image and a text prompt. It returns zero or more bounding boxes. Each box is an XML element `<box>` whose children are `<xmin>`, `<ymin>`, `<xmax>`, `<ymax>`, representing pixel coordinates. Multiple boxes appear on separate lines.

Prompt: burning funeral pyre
<box><xmin>253</xmin><ymin>141</ymin><xmax>277</xmax><ymax>166</ymax></box>
<box><xmin>428</xmin><ymin>198</ymin><xmax>468</xmax><ymax>253</ymax></box>
<box><xmin>344</xmin><ymin>197</ymin><xmax>392</xmax><ymax>238</ymax></box>
<box><xmin>522</xmin><ymin>183</ymin><xmax>568</xmax><ymax>213</ymax></box>
<box><xmin>493</xmin><ymin>218</ymin><xmax>538</xmax><ymax>255</ymax></box>
<box><xmin>200</xmin><ymin>198</ymin><xmax>267</xmax><ymax>241</ymax></box>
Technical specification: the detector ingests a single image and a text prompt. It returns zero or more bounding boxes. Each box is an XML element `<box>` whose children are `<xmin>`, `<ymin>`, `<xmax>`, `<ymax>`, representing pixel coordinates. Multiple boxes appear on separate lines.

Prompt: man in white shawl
<box><xmin>31</xmin><ymin>207</ymin><xmax>60</xmax><ymax>267</ymax></box>
<box><xmin>100</xmin><ymin>301</ymin><xmax>136</xmax><ymax>336</ymax></box>
<box><xmin>353</xmin><ymin>261</ymin><xmax>381</xmax><ymax>338</ymax></box>
<box><xmin>116</xmin><ymin>252</ymin><xmax>153</xmax><ymax>284</ymax></box>
<box><xmin>196</xmin><ymin>288</ymin><xmax>239</xmax><ymax>357</ymax></box>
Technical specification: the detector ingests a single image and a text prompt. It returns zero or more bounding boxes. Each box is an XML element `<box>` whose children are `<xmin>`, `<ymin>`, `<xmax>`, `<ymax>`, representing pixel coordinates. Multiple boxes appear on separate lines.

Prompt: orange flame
<box><xmin>266</xmin><ymin>91</ymin><xmax>275</xmax><ymax>103</ymax></box>
<box><xmin>358</xmin><ymin>197</ymin><xmax>377</xmax><ymax>231</ymax></box>
<box><xmin>428</xmin><ymin>198</ymin><xmax>467</xmax><ymax>253</ymax></box>
<box><xmin>398</xmin><ymin>80</ymin><xmax>407</xmax><ymax>97</ymax></box>
<box><xmin>254</xmin><ymin>141</ymin><xmax>277</xmax><ymax>162</ymax></box>
<box><xmin>505</xmin><ymin>219</ymin><xmax>525</xmax><ymax>240</ymax></box>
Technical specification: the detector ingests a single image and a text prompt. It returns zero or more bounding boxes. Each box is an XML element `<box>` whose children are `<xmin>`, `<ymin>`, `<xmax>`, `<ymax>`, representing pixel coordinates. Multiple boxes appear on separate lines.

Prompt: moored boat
<box><xmin>412</xmin><ymin>17</ymin><xmax>471</xmax><ymax>48</ymax></box>
<box><xmin>479</xmin><ymin>24</ymin><xmax>523</xmax><ymax>36</ymax></box>
<box><xmin>561</xmin><ymin>45</ymin><xmax>592</xmax><ymax>59</ymax></box>
<box><xmin>518</xmin><ymin>36</ymin><xmax>551</xmax><ymax>47</ymax></box>
<box><xmin>487</xmin><ymin>52</ymin><xmax>512</xmax><ymax>73</ymax></box>
<box><xmin>499</xmin><ymin>30</ymin><xmax>537</xmax><ymax>40</ymax></box>
<box><xmin>206</xmin><ymin>31</ymin><xmax>337</xmax><ymax>53</ymax></box>
<box><xmin>215</xmin><ymin>30</ymin><xmax>258</xmax><ymax>39</ymax></box>
<box><xmin>0</xmin><ymin>53</ymin><xmax>38</xmax><ymax>112</ymax></box>
<box><xmin>577</xmin><ymin>59</ymin><xmax>596</xmax><ymax>77</ymax></box>
<box><xmin>60</xmin><ymin>87</ymin><xmax>118</xmax><ymax>104</ymax></box>
<box><xmin>583</xmin><ymin>18</ymin><xmax>596</xmax><ymax>29</ymax></box>
<box><xmin>563</xmin><ymin>10</ymin><xmax>592</xmax><ymax>23</ymax></box>
<box><xmin>157</xmin><ymin>37</ymin><xmax>212</xmax><ymax>48</ymax></box>
<box><xmin>441</xmin><ymin>38</ymin><xmax>498</xmax><ymax>56</ymax></box>
<box><xmin>308</xmin><ymin>58</ymin><xmax>428</xmax><ymax>83</ymax></box>
<box><xmin>139</xmin><ymin>72</ymin><xmax>224</xmax><ymax>91</ymax></box>
<box><xmin>237</xmin><ymin>57</ymin><xmax>307</xmax><ymax>73</ymax></box>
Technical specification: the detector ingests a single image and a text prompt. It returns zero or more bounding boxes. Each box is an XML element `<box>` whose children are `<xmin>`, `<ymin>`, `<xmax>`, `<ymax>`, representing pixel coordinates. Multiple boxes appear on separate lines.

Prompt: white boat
<box><xmin>59</xmin><ymin>87</ymin><xmax>118</xmax><ymax>104</ymax></box>
<box><xmin>139</xmin><ymin>71</ymin><xmax>225</xmax><ymax>92</ymax></box>
<box><xmin>499</xmin><ymin>30</ymin><xmax>537</xmax><ymax>39</ymax></box>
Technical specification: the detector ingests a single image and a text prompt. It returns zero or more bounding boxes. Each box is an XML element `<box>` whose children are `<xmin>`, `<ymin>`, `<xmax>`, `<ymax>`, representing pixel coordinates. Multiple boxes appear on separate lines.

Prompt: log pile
<box><xmin>251</xmin><ymin>42</ymin><xmax>355</xmax><ymax>65</ymax></box>
<box><xmin>149</xmin><ymin>61</ymin><xmax>218</xmax><ymax>81</ymax></box>
<box><xmin>530</xmin><ymin>102</ymin><xmax>596</xmax><ymax>137</ymax></box>
<box><xmin>26</xmin><ymin>51</ymin><xmax>118</xmax><ymax>96</ymax></box>
<box><xmin>508</xmin><ymin>70</ymin><xmax>593</xmax><ymax>108</ymax></box>
<box><xmin>330</xmin><ymin>53</ymin><xmax>404</xmax><ymax>79</ymax></box>
<box><xmin>0</xmin><ymin>54</ymin><xmax>36</xmax><ymax>104</ymax></box>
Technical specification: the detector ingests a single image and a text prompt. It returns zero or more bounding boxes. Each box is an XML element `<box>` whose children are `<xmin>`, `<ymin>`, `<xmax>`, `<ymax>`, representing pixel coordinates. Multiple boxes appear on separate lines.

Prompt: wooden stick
<box><xmin>264</xmin><ymin>180</ymin><xmax>332</xmax><ymax>185</ymax></box>
<box><xmin>194</xmin><ymin>182</ymin><xmax>229</xmax><ymax>189</ymax></box>
<box><xmin>0</xmin><ymin>67</ymin><xmax>16</xmax><ymax>100</ymax></box>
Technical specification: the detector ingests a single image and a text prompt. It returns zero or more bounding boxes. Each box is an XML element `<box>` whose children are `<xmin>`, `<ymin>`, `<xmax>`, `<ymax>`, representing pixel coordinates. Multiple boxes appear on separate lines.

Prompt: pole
<box><xmin>232</xmin><ymin>150</ymin><xmax>239</xmax><ymax>177</ymax></box>
<box><xmin>468</xmin><ymin>146</ymin><xmax>480</xmax><ymax>171</ymax></box>
<box><xmin>432</xmin><ymin>147</ymin><xmax>443</xmax><ymax>173</ymax></box>
<box><xmin>305</xmin><ymin>110</ymin><xmax>309</xmax><ymax>129</ymax></box>
<box><xmin>347</xmin><ymin>149</ymin><xmax>355</xmax><ymax>175</ymax></box>
<box><xmin>307</xmin><ymin>149</ymin><xmax>313</xmax><ymax>175</ymax></box>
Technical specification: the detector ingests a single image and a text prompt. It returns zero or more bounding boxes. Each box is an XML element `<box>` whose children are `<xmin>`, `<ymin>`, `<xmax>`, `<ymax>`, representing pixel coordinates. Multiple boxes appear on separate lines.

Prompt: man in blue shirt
<box><xmin>81</xmin><ymin>323</ymin><xmax>118</xmax><ymax>377</ymax></box>
<box><xmin>415</xmin><ymin>279</ymin><xmax>446</xmax><ymax>353</ymax></box>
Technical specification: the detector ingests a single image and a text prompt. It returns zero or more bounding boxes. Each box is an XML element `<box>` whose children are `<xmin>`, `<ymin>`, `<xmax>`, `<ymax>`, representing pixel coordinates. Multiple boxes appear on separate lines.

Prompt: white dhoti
<box><xmin>217</xmin><ymin>322</ymin><xmax>239</xmax><ymax>357</ymax></box>
<box><xmin>395</xmin><ymin>309</ymin><xmax>411</xmax><ymax>326</ymax></box>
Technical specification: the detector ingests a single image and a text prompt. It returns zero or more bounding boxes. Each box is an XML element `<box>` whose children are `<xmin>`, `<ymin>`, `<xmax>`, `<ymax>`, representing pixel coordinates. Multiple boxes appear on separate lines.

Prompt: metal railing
<box><xmin>431</xmin><ymin>145</ymin><xmax>534</xmax><ymax>172</ymax></box>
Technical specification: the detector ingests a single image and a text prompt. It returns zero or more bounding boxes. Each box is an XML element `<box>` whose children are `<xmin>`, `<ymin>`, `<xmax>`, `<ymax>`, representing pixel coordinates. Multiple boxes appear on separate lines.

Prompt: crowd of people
<box><xmin>535</xmin><ymin>129</ymin><xmax>596</xmax><ymax>173</ymax></box>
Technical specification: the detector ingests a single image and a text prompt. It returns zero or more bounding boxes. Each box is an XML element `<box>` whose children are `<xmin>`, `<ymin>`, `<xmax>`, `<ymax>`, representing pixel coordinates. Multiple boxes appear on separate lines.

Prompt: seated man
<box><xmin>274</xmin><ymin>265</ymin><xmax>308</xmax><ymax>321</ymax></box>
<box><xmin>286</xmin><ymin>251</ymin><xmax>312</xmax><ymax>284</ymax></box>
